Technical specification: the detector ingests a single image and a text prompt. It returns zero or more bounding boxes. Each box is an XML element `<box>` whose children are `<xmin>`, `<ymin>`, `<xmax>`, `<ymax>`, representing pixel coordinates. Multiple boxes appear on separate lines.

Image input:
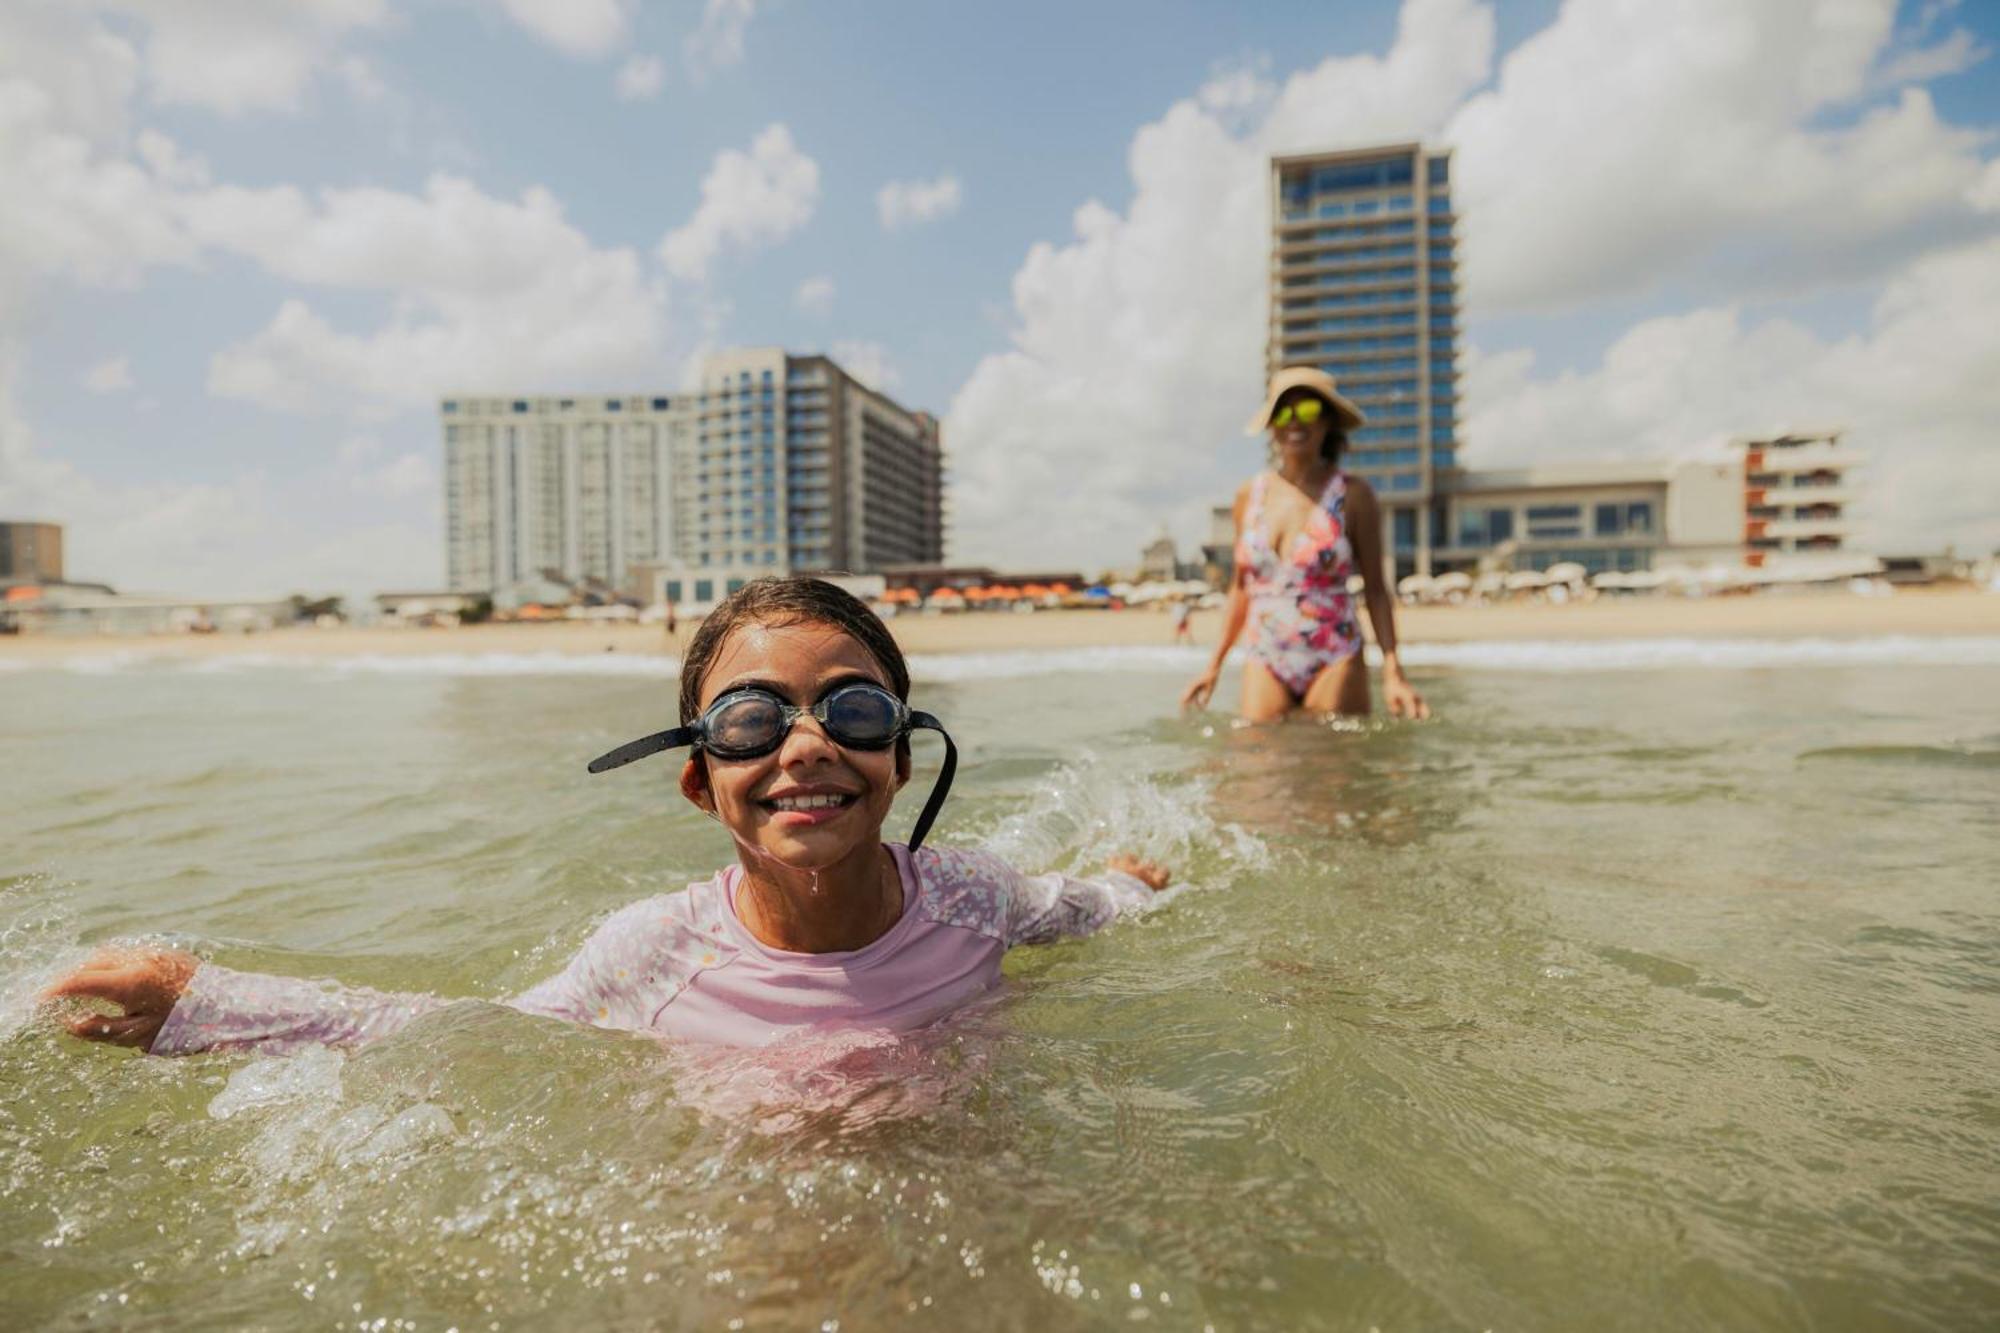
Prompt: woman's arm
<box><xmin>1182</xmin><ymin>486</ymin><xmax>1252</xmax><ymax>710</ymax></box>
<box><xmin>1345</xmin><ymin>477</ymin><xmax>1431</xmax><ymax>720</ymax></box>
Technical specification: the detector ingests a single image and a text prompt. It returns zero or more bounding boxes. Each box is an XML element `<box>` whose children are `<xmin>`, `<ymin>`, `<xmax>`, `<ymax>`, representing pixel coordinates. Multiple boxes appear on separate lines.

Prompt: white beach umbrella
<box><xmin>1623</xmin><ymin>569</ymin><xmax>1670</xmax><ymax>590</ymax></box>
<box><xmin>1398</xmin><ymin>573</ymin><xmax>1434</xmax><ymax>597</ymax></box>
<box><xmin>1432</xmin><ymin>571</ymin><xmax>1473</xmax><ymax>593</ymax></box>
<box><xmin>1590</xmin><ymin>571</ymin><xmax>1629</xmax><ymax>590</ymax></box>
<box><xmin>1473</xmin><ymin>571</ymin><xmax>1507</xmax><ymax>596</ymax></box>
<box><xmin>1503</xmin><ymin>570</ymin><xmax>1550</xmax><ymax>591</ymax></box>
<box><xmin>1544</xmin><ymin>561</ymin><xmax>1588</xmax><ymax>585</ymax></box>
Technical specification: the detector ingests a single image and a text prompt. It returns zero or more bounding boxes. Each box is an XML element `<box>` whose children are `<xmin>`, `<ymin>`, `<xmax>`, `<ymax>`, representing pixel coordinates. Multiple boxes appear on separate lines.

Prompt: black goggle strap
<box><xmin>904</xmin><ymin>712</ymin><xmax>957</xmax><ymax>853</ymax></box>
<box><xmin>586</xmin><ymin>725</ymin><xmax>698</xmax><ymax>774</ymax></box>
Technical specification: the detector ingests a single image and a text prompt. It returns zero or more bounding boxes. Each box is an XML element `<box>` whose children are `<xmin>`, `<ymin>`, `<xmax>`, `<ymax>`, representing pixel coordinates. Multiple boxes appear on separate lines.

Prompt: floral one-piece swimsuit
<box><xmin>1236</xmin><ymin>469</ymin><xmax>1362</xmax><ymax>698</ymax></box>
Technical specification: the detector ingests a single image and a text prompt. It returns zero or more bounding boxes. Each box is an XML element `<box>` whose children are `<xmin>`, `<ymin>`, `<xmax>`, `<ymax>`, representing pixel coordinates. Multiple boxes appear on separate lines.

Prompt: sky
<box><xmin>2</xmin><ymin>0</ymin><xmax>1997</xmax><ymax>597</ymax></box>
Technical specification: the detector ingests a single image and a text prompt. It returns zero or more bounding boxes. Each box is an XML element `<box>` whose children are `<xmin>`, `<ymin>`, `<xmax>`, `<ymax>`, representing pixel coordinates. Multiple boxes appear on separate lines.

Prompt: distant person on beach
<box><xmin>48</xmin><ymin>578</ymin><xmax>1169</xmax><ymax>1056</ymax></box>
<box><xmin>1171</xmin><ymin>599</ymin><xmax>1194</xmax><ymax>645</ymax></box>
<box><xmin>1181</xmin><ymin>366</ymin><xmax>1429</xmax><ymax>721</ymax></box>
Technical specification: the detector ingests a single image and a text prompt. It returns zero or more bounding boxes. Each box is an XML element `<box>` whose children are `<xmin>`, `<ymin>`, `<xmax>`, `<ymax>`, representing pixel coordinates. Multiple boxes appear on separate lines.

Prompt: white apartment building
<box><xmin>442</xmin><ymin>394</ymin><xmax>685</xmax><ymax>596</ymax></box>
<box><xmin>442</xmin><ymin>349</ymin><xmax>943</xmax><ymax>599</ymax></box>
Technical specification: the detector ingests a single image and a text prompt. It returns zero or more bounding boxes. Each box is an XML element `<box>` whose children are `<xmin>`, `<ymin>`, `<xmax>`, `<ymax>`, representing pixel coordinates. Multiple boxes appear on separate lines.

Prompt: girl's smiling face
<box><xmin>679</xmin><ymin>619</ymin><xmax>909</xmax><ymax>869</ymax></box>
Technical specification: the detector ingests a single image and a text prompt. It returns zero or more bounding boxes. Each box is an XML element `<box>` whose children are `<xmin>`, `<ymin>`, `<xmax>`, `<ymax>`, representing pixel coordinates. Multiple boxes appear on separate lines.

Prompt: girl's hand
<box><xmin>1383</xmin><ymin>668</ymin><xmax>1431</xmax><ymax>720</ymax></box>
<box><xmin>1106</xmin><ymin>855</ymin><xmax>1170</xmax><ymax>891</ymax></box>
<box><xmin>1180</xmin><ymin>669</ymin><xmax>1220</xmax><ymax>712</ymax></box>
<box><xmin>44</xmin><ymin>948</ymin><xmax>200</xmax><ymax>1051</ymax></box>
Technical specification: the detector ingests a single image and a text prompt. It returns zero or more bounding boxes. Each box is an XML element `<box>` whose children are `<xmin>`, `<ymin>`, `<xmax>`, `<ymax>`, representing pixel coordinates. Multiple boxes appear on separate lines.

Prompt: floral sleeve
<box><xmin>1002</xmin><ymin>865</ymin><xmax>1156</xmax><ymax>947</ymax></box>
<box><xmin>150</xmin><ymin>964</ymin><xmax>447</xmax><ymax>1056</ymax></box>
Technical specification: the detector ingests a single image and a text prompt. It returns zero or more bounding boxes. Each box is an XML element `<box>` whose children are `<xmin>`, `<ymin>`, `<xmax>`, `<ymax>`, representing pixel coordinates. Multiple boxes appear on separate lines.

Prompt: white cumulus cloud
<box><xmin>188</xmin><ymin>176</ymin><xmax>670</xmax><ymax>413</ymax></box>
<box><xmin>828</xmin><ymin>341</ymin><xmax>900</xmax><ymax>394</ymax></box>
<box><xmin>683</xmin><ymin>0</ymin><xmax>758</xmax><ymax>81</ymax></box>
<box><xmin>492</xmin><ymin>0</ymin><xmax>632</xmax><ymax>58</ymax></box>
<box><xmin>945</xmin><ymin>0</ymin><xmax>1493</xmax><ymax>569</ymax></box>
<box><xmin>103</xmin><ymin>0</ymin><xmax>392</xmax><ymax>115</ymax></box>
<box><xmin>658</xmin><ymin>124</ymin><xmax>819</xmax><ymax>282</ymax></box>
<box><xmin>614</xmin><ymin>52</ymin><xmax>664</xmax><ymax>101</ymax></box>
<box><xmin>80</xmin><ymin>356</ymin><xmax>133</xmax><ymax>394</ymax></box>
<box><xmin>876</xmin><ymin>175</ymin><xmax>963</xmax><ymax>230</ymax></box>
<box><xmin>794</xmin><ymin>275</ymin><xmax>835</xmax><ymax>317</ymax></box>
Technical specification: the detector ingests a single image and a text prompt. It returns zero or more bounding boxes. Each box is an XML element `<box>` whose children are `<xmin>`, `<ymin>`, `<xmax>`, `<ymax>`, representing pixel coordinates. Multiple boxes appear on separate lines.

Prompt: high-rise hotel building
<box><xmin>1270</xmin><ymin>142</ymin><xmax>1457</xmax><ymax>577</ymax></box>
<box><xmin>442</xmin><ymin>349</ymin><xmax>943</xmax><ymax>597</ymax></box>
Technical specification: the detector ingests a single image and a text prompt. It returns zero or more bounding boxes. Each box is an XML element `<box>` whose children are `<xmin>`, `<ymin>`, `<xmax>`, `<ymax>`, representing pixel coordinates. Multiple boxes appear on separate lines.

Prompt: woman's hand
<box><xmin>1106</xmin><ymin>855</ymin><xmax>1170</xmax><ymax>891</ymax></box>
<box><xmin>44</xmin><ymin>948</ymin><xmax>200</xmax><ymax>1051</ymax></box>
<box><xmin>1180</xmin><ymin>669</ymin><xmax>1220</xmax><ymax>712</ymax></box>
<box><xmin>1382</xmin><ymin>665</ymin><xmax>1431</xmax><ymax>721</ymax></box>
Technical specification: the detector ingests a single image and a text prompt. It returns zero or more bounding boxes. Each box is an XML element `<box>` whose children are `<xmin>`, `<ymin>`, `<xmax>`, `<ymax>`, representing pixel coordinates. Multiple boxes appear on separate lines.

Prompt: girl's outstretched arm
<box><xmin>46</xmin><ymin>897</ymin><xmax>695</xmax><ymax>1056</ymax></box>
<box><xmin>1003</xmin><ymin>853</ymin><xmax>1170</xmax><ymax>947</ymax></box>
<box><xmin>47</xmin><ymin>948</ymin><xmax>448</xmax><ymax>1056</ymax></box>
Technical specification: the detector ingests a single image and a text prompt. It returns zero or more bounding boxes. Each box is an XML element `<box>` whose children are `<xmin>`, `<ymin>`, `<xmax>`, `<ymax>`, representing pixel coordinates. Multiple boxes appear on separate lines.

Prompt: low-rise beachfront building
<box><xmin>1739</xmin><ymin>428</ymin><xmax>1862</xmax><ymax>572</ymax></box>
<box><xmin>441</xmin><ymin>349</ymin><xmax>944</xmax><ymax>600</ymax></box>
<box><xmin>1433</xmin><ymin>460</ymin><xmax>1744</xmax><ymax>576</ymax></box>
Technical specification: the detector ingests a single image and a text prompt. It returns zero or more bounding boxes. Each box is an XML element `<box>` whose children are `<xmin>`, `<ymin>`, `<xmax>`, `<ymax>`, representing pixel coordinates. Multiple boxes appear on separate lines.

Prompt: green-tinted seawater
<box><xmin>2</xmin><ymin>651</ymin><xmax>1997</xmax><ymax>1330</ymax></box>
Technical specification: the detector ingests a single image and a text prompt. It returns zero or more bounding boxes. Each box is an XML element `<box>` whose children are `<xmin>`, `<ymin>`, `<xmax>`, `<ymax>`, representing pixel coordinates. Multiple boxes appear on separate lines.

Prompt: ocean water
<box><xmin>2</xmin><ymin>640</ymin><xmax>1998</xmax><ymax>1330</ymax></box>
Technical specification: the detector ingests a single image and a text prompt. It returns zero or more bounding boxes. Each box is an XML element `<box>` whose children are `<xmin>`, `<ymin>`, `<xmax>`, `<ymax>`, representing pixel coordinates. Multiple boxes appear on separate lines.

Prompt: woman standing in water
<box><xmin>1182</xmin><ymin>366</ymin><xmax>1429</xmax><ymax>722</ymax></box>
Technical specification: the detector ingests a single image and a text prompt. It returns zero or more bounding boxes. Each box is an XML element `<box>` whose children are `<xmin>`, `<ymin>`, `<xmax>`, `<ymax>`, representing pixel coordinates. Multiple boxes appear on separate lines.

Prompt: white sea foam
<box><xmin>9</xmin><ymin>634</ymin><xmax>2000</xmax><ymax>679</ymax></box>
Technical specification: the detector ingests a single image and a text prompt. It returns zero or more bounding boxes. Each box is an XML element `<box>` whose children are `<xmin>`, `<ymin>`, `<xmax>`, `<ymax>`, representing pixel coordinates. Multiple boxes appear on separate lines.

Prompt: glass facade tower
<box><xmin>1270</xmin><ymin>143</ymin><xmax>1456</xmax><ymax>577</ymax></box>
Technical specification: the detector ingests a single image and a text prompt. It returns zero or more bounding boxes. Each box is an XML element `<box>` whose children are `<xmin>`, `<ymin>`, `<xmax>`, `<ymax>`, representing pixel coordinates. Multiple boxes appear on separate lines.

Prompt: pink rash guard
<box><xmin>151</xmin><ymin>845</ymin><xmax>1154</xmax><ymax>1056</ymax></box>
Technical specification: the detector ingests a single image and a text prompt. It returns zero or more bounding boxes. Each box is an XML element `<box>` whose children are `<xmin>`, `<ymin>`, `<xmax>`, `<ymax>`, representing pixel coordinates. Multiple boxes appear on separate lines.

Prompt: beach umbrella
<box><xmin>987</xmin><ymin>585</ymin><xmax>1021</xmax><ymax>600</ymax></box>
<box><xmin>1589</xmin><ymin>571</ymin><xmax>1629</xmax><ymax>590</ymax></box>
<box><xmin>1397</xmin><ymin>573</ymin><xmax>1434</xmax><ymax>597</ymax></box>
<box><xmin>1432</xmin><ymin>571</ymin><xmax>1473</xmax><ymax>594</ymax></box>
<box><xmin>1623</xmin><ymin>569</ymin><xmax>1670</xmax><ymax>591</ymax></box>
<box><xmin>1084</xmin><ymin>585</ymin><xmax>1111</xmax><ymax>599</ymax></box>
<box><xmin>1503</xmin><ymin>570</ymin><xmax>1550</xmax><ymax>591</ymax></box>
<box><xmin>1346</xmin><ymin>574</ymin><xmax>1366</xmax><ymax>596</ymax></box>
<box><xmin>1544</xmin><ymin>561</ymin><xmax>1588</xmax><ymax>585</ymax></box>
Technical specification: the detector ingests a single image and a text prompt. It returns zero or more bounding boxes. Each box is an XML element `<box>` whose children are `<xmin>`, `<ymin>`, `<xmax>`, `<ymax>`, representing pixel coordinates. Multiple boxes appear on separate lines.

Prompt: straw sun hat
<box><xmin>1244</xmin><ymin>365</ymin><xmax>1367</xmax><ymax>434</ymax></box>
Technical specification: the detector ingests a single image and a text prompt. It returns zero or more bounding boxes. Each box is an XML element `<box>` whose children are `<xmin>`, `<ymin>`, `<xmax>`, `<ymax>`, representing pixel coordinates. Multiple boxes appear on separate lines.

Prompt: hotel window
<box><xmin>665</xmin><ymin>580</ymin><xmax>683</xmax><ymax>602</ymax></box>
<box><xmin>695</xmin><ymin>579</ymin><xmax>714</xmax><ymax>601</ymax></box>
<box><xmin>1594</xmin><ymin>501</ymin><xmax>1656</xmax><ymax>536</ymax></box>
<box><xmin>1526</xmin><ymin>504</ymin><xmax>1583</xmax><ymax>539</ymax></box>
<box><xmin>1457</xmin><ymin>505</ymin><xmax>1514</xmax><ymax>548</ymax></box>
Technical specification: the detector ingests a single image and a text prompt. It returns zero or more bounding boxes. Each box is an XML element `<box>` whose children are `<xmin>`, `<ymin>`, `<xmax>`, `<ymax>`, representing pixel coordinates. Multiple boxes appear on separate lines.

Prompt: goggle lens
<box><xmin>1272</xmin><ymin>398</ymin><xmax>1325</xmax><ymax>427</ymax></box>
<box><xmin>699</xmin><ymin>683</ymin><xmax>906</xmax><ymax>758</ymax></box>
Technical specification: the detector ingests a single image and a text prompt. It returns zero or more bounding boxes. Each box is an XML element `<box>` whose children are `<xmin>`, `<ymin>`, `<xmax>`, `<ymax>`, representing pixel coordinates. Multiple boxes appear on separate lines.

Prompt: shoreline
<box><xmin>1</xmin><ymin>588</ymin><xmax>1995</xmax><ymax>663</ymax></box>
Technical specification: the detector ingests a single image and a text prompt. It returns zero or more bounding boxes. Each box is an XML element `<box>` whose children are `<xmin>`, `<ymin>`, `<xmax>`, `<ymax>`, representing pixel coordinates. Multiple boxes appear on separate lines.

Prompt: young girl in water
<box><xmin>48</xmin><ymin>578</ymin><xmax>1169</xmax><ymax>1054</ymax></box>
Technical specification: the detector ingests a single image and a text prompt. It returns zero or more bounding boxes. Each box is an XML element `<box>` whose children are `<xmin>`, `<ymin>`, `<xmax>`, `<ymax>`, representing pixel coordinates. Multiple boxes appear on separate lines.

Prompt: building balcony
<box><xmin>1747</xmin><ymin>484</ymin><xmax>1855</xmax><ymax>508</ymax></box>
<box><xmin>1762</xmin><ymin>517</ymin><xmax>1853</xmax><ymax>540</ymax></box>
<box><xmin>1750</xmin><ymin>443</ymin><xmax>1863</xmax><ymax>473</ymax></box>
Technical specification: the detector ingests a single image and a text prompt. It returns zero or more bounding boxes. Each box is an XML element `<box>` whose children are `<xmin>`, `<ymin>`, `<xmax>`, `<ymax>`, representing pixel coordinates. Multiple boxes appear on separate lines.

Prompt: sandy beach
<box><xmin>1</xmin><ymin>587</ymin><xmax>1995</xmax><ymax>664</ymax></box>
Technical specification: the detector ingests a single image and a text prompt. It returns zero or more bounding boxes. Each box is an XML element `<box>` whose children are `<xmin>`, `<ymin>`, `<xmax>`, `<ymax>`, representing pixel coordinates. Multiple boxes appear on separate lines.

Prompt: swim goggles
<box><xmin>1271</xmin><ymin>397</ymin><xmax>1325</xmax><ymax>427</ymax></box>
<box><xmin>586</xmin><ymin>682</ymin><xmax>958</xmax><ymax>851</ymax></box>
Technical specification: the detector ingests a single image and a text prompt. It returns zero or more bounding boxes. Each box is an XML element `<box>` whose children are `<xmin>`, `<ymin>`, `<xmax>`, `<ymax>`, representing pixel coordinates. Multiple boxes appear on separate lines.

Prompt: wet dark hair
<box><xmin>1269</xmin><ymin>389</ymin><xmax>1347</xmax><ymax>465</ymax></box>
<box><xmin>677</xmin><ymin>576</ymin><xmax>911</xmax><ymax>729</ymax></box>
